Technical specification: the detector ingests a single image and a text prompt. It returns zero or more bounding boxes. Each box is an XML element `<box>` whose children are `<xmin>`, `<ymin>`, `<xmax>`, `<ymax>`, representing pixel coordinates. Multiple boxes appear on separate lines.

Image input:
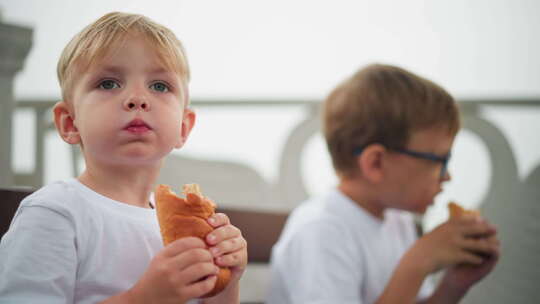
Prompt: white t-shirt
<box><xmin>0</xmin><ymin>179</ymin><xmax>198</xmax><ymax>304</ymax></box>
<box><xmin>266</xmin><ymin>188</ymin><xmax>434</xmax><ymax>304</ymax></box>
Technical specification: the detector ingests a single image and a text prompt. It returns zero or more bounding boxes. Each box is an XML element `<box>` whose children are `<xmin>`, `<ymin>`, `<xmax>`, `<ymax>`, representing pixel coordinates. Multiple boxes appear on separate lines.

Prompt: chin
<box><xmin>418</xmin><ymin>201</ymin><xmax>435</xmax><ymax>214</ymax></box>
<box><xmin>415</xmin><ymin>208</ymin><xmax>428</xmax><ymax>215</ymax></box>
<box><xmin>409</xmin><ymin>202</ymin><xmax>431</xmax><ymax>215</ymax></box>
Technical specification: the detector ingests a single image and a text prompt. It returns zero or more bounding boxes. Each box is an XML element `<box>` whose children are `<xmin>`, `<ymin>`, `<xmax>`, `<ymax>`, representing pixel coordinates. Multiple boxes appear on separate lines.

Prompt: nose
<box><xmin>441</xmin><ymin>170</ymin><xmax>451</xmax><ymax>182</ymax></box>
<box><xmin>123</xmin><ymin>91</ymin><xmax>150</xmax><ymax>112</ymax></box>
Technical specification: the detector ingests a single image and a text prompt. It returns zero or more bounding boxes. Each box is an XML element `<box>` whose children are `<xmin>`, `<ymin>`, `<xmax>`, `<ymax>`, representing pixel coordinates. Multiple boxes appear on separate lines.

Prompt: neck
<box><xmin>338</xmin><ymin>177</ymin><xmax>386</xmax><ymax>220</ymax></box>
<box><xmin>78</xmin><ymin>160</ymin><xmax>162</xmax><ymax>208</ymax></box>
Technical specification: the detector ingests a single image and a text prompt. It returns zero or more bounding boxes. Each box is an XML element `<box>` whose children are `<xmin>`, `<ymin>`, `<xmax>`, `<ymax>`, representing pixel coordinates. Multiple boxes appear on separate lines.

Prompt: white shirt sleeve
<box><xmin>276</xmin><ymin>220</ymin><xmax>364</xmax><ymax>304</ymax></box>
<box><xmin>0</xmin><ymin>204</ymin><xmax>77</xmax><ymax>303</ymax></box>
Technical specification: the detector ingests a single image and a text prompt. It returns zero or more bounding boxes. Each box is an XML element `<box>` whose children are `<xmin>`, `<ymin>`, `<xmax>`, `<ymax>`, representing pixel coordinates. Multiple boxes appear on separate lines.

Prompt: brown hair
<box><xmin>323</xmin><ymin>64</ymin><xmax>460</xmax><ymax>177</ymax></box>
<box><xmin>57</xmin><ymin>12</ymin><xmax>190</xmax><ymax>102</ymax></box>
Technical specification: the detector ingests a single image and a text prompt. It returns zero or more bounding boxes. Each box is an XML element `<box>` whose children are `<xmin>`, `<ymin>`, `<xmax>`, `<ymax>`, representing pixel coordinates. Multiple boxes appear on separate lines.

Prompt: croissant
<box><xmin>448</xmin><ymin>201</ymin><xmax>480</xmax><ymax>218</ymax></box>
<box><xmin>155</xmin><ymin>184</ymin><xmax>231</xmax><ymax>297</ymax></box>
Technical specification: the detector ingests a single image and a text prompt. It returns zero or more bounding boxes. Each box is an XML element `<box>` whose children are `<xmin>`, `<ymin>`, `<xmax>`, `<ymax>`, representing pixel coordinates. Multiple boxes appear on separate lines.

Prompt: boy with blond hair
<box><xmin>267</xmin><ymin>64</ymin><xmax>500</xmax><ymax>304</ymax></box>
<box><xmin>0</xmin><ymin>12</ymin><xmax>247</xmax><ymax>304</ymax></box>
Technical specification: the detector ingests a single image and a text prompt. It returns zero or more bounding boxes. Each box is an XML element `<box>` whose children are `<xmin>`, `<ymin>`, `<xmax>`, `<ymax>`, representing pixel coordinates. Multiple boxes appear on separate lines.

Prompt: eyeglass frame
<box><xmin>353</xmin><ymin>146</ymin><xmax>451</xmax><ymax>179</ymax></box>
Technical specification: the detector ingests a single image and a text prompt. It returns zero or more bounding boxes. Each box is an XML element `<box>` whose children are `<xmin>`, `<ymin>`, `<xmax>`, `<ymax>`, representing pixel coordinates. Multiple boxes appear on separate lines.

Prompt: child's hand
<box><xmin>410</xmin><ymin>215</ymin><xmax>499</xmax><ymax>275</ymax></box>
<box><xmin>443</xmin><ymin>231</ymin><xmax>500</xmax><ymax>291</ymax></box>
<box><xmin>200</xmin><ymin>213</ymin><xmax>247</xmax><ymax>303</ymax></box>
<box><xmin>206</xmin><ymin>213</ymin><xmax>248</xmax><ymax>281</ymax></box>
<box><xmin>128</xmin><ymin>237</ymin><xmax>219</xmax><ymax>304</ymax></box>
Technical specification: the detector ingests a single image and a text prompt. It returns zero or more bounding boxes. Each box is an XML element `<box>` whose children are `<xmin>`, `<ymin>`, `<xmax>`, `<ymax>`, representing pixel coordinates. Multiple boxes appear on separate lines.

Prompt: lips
<box><xmin>124</xmin><ymin>118</ymin><xmax>152</xmax><ymax>134</ymax></box>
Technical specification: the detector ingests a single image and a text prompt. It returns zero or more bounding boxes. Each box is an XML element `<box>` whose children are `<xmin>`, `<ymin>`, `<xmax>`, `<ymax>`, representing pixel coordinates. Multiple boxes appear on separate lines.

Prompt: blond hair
<box><xmin>323</xmin><ymin>64</ymin><xmax>460</xmax><ymax>177</ymax></box>
<box><xmin>57</xmin><ymin>12</ymin><xmax>190</xmax><ymax>102</ymax></box>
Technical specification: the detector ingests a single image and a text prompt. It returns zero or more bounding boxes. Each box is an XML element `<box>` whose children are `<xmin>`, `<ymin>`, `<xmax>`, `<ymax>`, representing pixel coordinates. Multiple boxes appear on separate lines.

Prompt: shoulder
<box><xmin>0</xmin><ymin>183</ymin><xmax>84</xmax><ymax>302</ymax></box>
<box><xmin>285</xmin><ymin>194</ymin><xmax>349</xmax><ymax>234</ymax></box>
<box><xmin>17</xmin><ymin>179</ymin><xmax>89</xmax><ymax>221</ymax></box>
<box><xmin>269</xmin><ymin>194</ymin><xmax>368</xmax><ymax>302</ymax></box>
<box><xmin>1</xmin><ymin>181</ymin><xmax>84</xmax><ymax>259</ymax></box>
<box><xmin>275</xmin><ymin>192</ymin><xmax>359</xmax><ymax>255</ymax></box>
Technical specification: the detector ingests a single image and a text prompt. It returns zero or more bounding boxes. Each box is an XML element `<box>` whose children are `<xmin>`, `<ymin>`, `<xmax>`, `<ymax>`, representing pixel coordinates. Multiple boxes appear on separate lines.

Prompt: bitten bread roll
<box><xmin>448</xmin><ymin>201</ymin><xmax>480</xmax><ymax>218</ymax></box>
<box><xmin>155</xmin><ymin>184</ymin><xmax>231</xmax><ymax>297</ymax></box>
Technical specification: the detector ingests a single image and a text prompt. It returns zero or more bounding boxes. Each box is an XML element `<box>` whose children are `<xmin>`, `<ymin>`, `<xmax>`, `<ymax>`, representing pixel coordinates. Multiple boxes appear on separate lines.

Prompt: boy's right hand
<box><xmin>409</xmin><ymin>215</ymin><xmax>498</xmax><ymax>275</ymax></box>
<box><xmin>128</xmin><ymin>237</ymin><xmax>219</xmax><ymax>304</ymax></box>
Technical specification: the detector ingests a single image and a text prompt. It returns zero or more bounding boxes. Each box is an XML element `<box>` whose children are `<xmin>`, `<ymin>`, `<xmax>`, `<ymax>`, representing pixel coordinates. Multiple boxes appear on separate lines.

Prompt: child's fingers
<box><xmin>215</xmin><ymin>250</ymin><xmax>248</xmax><ymax>268</ymax></box>
<box><xmin>485</xmin><ymin>235</ymin><xmax>501</xmax><ymax>254</ymax></box>
<box><xmin>462</xmin><ymin>226</ymin><xmax>494</xmax><ymax>238</ymax></box>
<box><xmin>207</xmin><ymin>213</ymin><xmax>231</xmax><ymax>228</ymax></box>
<box><xmin>448</xmin><ymin>214</ymin><xmax>476</xmax><ymax>225</ymax></box>
<box><xmin>209</xmin><ymin>236</ymin><xmax>247</xmax><ymax>258</ymax></box>
<box><xmin>180</xmin><ymin>262</ymin><xmax>219</xmax><ymax>285</ymax></box>
<box><xmin>457</xmin><ymin>251</ymin><xmax>484</xmax><ymax>265</ymax></box>
<box><xmin>178</xmin><ymin>275</ymin><xmax>217</xmax><ymax>300</ymax></box>
<box><xmin>487</xmin><ymin>235</ymin><xmax>501</xmax><ymax>247</ymax></box>
<box><xmin>170</xmin><ymin>248</ymin><xmax>214</xmax><ymax>271</ymax></box>
<box><xmin>162</xmin><ymin>237</ymin><xmax>207</xmax><ymax>257</ymax></box>
<box><xmin>461</xmin><ymin>238</ymin><xmax>498</xmax><ymax>256</ymax></box>
<box><xmin>459</xmin><ymin>220</ymin><xmax>497</xmax><ymax>238</ymax></box>
<box><xmin>206</xmin><ymin>224</ymin><xmax>241</xmax><ymax>246</ymax></box>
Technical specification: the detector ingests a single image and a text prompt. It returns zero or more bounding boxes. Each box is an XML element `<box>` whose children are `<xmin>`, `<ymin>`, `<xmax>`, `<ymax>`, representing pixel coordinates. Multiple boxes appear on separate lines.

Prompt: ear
<box><xmin>356</xmin><ymin>144</ymin><xmax>386</xmax><ymax>183</ymax></box>
<box><xmin>174</xmin><ymin>108</ymin><xmax>196</xmax><ymax>149</ymax></box>
<box><xmin>53</xmin><ymin>101</ymin><xmax>81</xmax><ymax>145</ymax></box>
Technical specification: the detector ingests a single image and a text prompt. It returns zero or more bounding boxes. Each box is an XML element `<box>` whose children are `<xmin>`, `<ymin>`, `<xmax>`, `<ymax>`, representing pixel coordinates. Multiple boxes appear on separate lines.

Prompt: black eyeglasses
<box><xmin>353</xmin><ymin>147</ymin><xmax>451</xmax><ymax>178</ymax></box>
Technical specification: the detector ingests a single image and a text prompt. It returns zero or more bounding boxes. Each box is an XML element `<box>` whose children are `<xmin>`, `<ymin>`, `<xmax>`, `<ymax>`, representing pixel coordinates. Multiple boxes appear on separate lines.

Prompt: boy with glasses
<box><xmin>267</xmin><ymin>64</ymin><xmax>500</xmax><ymax>304</ymax></box>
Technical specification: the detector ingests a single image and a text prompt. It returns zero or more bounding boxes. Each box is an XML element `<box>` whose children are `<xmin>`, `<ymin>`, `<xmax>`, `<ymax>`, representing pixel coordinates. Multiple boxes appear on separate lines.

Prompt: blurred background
<box><xmin>1</xmin><ymin>0</ymin><xmax>539</xmax><ymax>303</ymax></box>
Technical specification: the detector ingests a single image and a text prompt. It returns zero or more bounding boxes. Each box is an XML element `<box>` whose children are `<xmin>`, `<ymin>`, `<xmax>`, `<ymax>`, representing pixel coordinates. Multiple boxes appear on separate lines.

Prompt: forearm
<box><xmin>98</xmin><ymin>289</ymin><xmax>145</xmax><ymax>304</ymax></box>
<box><xmin>202</xmin><ymin>281</ymin><xmax>239</xmax><ymax>304</ymax></box>
<box><xmin>375</xmin><ymin>261</ymin><xmax>427</xmax><ymax>303</ymax></box>
<box><xmin>375</xmin><ymin>249</ymin><xmax>432</xmax><ymax>304</ymax></box>
<box><xmin>420</xmin><ymin>272</ymin><xmax>468</xmax><ymax>304</ymax></box>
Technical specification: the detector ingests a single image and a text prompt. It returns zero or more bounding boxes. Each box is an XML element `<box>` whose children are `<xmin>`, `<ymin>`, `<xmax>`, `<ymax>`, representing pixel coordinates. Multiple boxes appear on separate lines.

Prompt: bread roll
<box><xmin>448</xmin><ymin>201</ymin><xmax>480</xmax><ymax>218</ymax></box>
<box><xmin>155</xmin><ymin>184</ymin><xmax>231</xmax><ymax>297</ymax></box>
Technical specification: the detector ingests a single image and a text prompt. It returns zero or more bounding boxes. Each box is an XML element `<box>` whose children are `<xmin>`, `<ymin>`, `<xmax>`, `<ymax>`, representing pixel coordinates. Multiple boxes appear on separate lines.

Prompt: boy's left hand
<box><xmin>206</xmin><ymin>213</ymin><xmax>248</xmax><ymax>282</ymax></box>
<box><xmin>444</xmin><ymin>226</ymin><xmax>501</xmax><ymax>291</ymax></box>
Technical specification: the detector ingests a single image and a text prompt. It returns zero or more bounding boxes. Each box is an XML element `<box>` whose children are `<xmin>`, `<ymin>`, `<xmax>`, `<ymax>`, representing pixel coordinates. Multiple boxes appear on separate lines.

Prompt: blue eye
<box><xmin>99</xmin><ymin>80</ymin><xmax>120</xmax><ymax>90</ymax></box>
<box><xmin>150</xmin><ymin>82</ymin><xmax>169</xmax><ymax>93</ymax></box>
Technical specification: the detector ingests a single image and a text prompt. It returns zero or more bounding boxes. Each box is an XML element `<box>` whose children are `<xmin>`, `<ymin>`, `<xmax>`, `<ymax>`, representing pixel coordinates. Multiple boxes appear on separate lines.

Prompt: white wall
<box><xmin>3</xmin><ymin>0</ymin><xmax>540</xmax><ymax>99</ymax></box>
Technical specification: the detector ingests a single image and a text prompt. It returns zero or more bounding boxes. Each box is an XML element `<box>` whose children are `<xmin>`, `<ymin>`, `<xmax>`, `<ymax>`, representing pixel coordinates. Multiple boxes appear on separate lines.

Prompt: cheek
<box><xmin>75</xmin><ymin>107</ymin><xmax>116</xmax><ymax>139</ymax></box>
<box><xmin>163</xmin><ymin>109</ymin><xmax>183</xmax><ymax>130</ymax></box>
<box><xmin>398</xmin><ymin>175</ymin><xmax>433</xmax><ymax>201</ymax></box>
<box><xmin>160</xmin><ymin>99</ymin><xmax>183</xmax><ymax>117</ymax></box>
<box><xmin>159</xmin><ymin>110</ymin><xmax>184</xmax><ymax>141</ymax></box>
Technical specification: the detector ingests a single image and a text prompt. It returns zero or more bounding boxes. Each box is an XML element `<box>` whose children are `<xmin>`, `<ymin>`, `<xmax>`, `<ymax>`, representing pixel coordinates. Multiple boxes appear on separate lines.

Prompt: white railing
<box><xmin>13</xmin><ymin>98</ymin><xmax>540</xmax><ymax>208</ymax></box>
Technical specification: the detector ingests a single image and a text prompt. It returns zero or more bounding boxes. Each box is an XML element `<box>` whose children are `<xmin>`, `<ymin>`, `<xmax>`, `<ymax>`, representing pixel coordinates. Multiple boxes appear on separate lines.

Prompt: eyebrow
<box><xmin>148</xmin><ymin>68</ymin><xmax>177</xmax><ymax>78</ymax></box>
<box><xmin>95</xmin><ymin>65</ymin><xmax>176</xmax><ymax>77</ymax></box>
<box><xmin>93</xmin><ymin>65</ymin><xmax>124</xmax><ymax>75</ymax></box>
